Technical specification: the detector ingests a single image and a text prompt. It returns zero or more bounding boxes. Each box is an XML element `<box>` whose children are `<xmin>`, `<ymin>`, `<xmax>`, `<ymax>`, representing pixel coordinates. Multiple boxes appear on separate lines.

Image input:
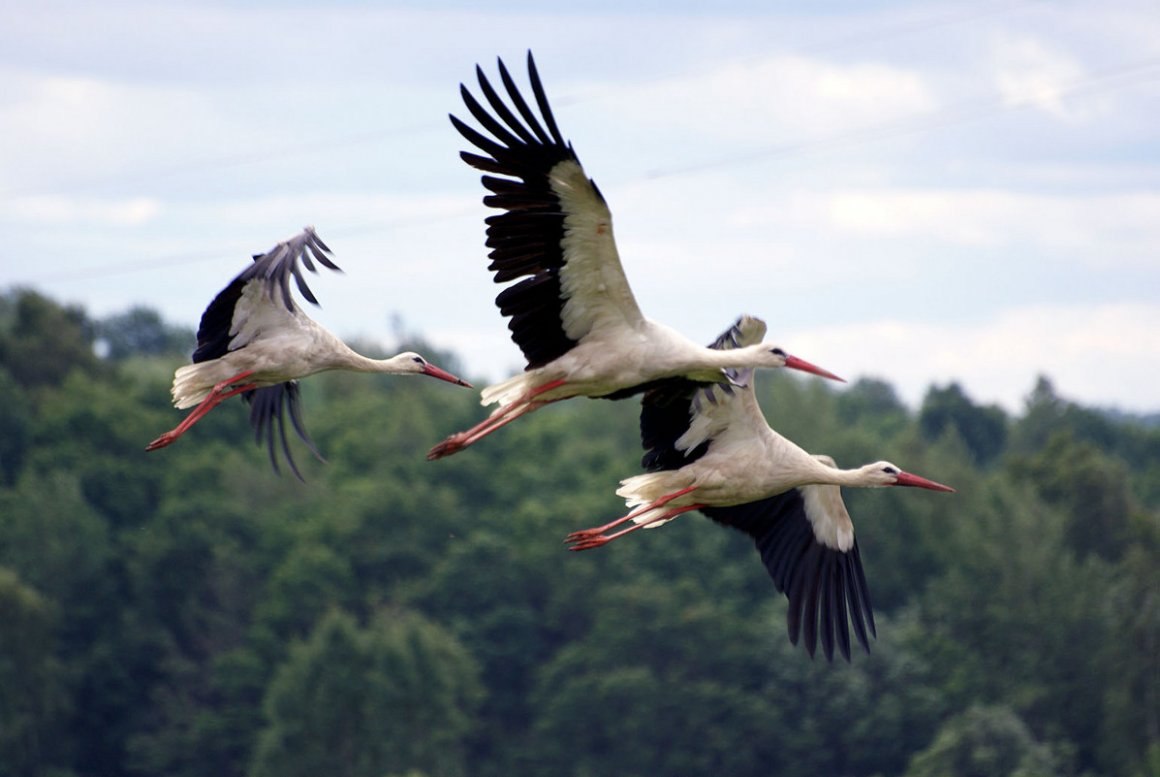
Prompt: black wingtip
<box><xmin>245</xmin><ymin>382</ymin><xmax>325</xmax><ymax>481</ymax></box>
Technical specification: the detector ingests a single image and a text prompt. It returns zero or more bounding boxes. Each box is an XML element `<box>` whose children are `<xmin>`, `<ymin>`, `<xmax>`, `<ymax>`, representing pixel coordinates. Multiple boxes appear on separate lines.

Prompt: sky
<box><xmin>2</xmin><ymin>0</ymin><xmax>1159</xmax><ymax>415</ymax></box>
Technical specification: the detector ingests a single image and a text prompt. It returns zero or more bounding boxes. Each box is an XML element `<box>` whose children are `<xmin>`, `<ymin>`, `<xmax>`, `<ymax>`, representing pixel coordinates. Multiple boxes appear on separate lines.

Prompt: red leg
<box><xmin>427</xmin><ymin>378</ymin><xmax>570</xmax><ymax>460</ymax></box>
<box><xmin>427</xmin><ymin>400</ymin><xmax>540</xmax><ymax>460</ymax></box>
<box><xmin>146</xmin><ymin>370</ymin><xmax>257</xmax><ymax>451</ymax></box>
<box><xmin>564</xmin><ymin>486</ymin><xmax>698</xmax><ymax>542</ymax></box>
<box><xmin>567</xmin><ymin>503</ymin><xmax>705</xmax><ymax>551</ymax></box>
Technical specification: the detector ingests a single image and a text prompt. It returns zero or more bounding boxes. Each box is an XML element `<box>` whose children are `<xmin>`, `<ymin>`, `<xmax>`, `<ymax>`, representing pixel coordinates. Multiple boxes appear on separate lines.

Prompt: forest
<box><xmin>0</xmin><ymin>286</ymin><xmax>1157</xmax><ymax>777</ymax></box>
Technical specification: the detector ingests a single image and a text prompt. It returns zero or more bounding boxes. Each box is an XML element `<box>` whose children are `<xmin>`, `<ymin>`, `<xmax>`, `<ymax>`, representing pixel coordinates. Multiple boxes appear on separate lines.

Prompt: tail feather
<box><xmin>616</xmin><ymin>471</ymin><xmax>692</xmax><ymax>529</ymax></box>
<box><xmin>479</xmin><ymin>371</ymin><xmax>537</xmax><ymax>408</ymax></box>
<box><xmin>171</xmin><ymin>363</ymin><xmax>213</xmax><ymax>409</ymax></box>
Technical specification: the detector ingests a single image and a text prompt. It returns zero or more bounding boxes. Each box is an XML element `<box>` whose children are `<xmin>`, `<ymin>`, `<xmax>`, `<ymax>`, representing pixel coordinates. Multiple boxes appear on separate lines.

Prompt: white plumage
<box><xmin>427</xmin><ymin>53</ymin><xmax>840</xmax><ymax>460</ymax></box>
<box><xmin>147</xmin><ymin>226</ymin><xmax>470</xmax><ymax>477</ymax></box>
<box><xmin>565</xmin><ymin>316</ymin><xmax>955</xmax><ymax>661</ymax></box>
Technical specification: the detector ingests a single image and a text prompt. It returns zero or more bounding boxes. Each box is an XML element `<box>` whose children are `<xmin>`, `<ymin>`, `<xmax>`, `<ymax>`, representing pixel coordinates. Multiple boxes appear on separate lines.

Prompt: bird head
<box><xmin>397</xmin><ymin>352</ymin><xmax>473</xmax><ymax>387</ymax></box>
<box><xmin>863</xmin><ymin>461</ymin><xmax>956</xmax><ymax>492</ymax></box>
<box><xmin>768</xmin><ymin>347</ymin><xmax>845</xmax><ymax>383</ymax></box>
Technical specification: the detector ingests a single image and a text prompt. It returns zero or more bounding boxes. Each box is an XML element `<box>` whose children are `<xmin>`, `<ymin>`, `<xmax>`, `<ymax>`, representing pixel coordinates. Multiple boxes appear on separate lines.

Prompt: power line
<box><xmin>1</xmin><ymin>0</ymin><xmax>1044</xmax><ymax>201</ymax></box>
<box><xmin>6</xmin><ymin>42</ymin><xmax>1159</xmax><ymax>285</ymax></box>
<box><xmin>0</xmin><ymin>122</ymin><xmax>445</xmax><ymax>200</ymax></box>
<box><xmin>10</xmin><ymin>204</ymin><xmax>483</xmax><ymax>284</ymax></box>
<box><xmin>9</xmin><ymin>55</ymin><xmax>1160</xmax><ymax>287</ymax></box>
<box><xmin>643</xmin><ymin>58</ymin><xmax>1160</xmax><ymax>180</ymax></box>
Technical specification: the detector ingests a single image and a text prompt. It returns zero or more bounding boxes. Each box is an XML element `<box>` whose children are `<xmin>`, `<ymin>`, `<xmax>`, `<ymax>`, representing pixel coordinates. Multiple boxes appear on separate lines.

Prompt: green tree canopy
<box><xmin>919</xmin><ymin>382</ymin><xmax>1008</xmax><ymax>466</ymax></box>
<box><xmin>904</xmin><ymin>705</ymin><xmax>1061</xmax><ymax>777</ymax></box>
<box><xmin>250</xmin><ymin>608</ymin><xmax>482</xmax><ymax>777</ymax></box>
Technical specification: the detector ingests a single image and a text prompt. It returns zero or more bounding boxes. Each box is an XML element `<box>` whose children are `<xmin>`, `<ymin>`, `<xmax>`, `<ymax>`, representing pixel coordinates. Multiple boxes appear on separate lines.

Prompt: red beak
<box><xmin>894</xmin><ymin>471</ymin><xmax>956</xmax><ymax>493</ymax></box>
<box><xmin>784</xmin><ymin>355</ymin><xmax>845</xmax><ymax>383</ymax></box>
<box><xmin>423</xmin><ymin>363</ymin><xmax>472</xmax><ymax>388</ymax></box>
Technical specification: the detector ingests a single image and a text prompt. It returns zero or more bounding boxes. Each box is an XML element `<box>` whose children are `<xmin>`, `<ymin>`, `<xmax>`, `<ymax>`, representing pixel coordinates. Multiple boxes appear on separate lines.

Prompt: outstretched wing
<box><xmin>451</xmin><ymin>51</ymin><xmax>645</xmax><ymax>370</ymax></box>
<box><xmin>639</xmin><ymin>314</ymin><xmax>768</xmax><ymax>470</ymax></box>
<box><xmin>701</xmin><ymin>480</ymin><xmax>877</xmax><ymax>663</ymax></box>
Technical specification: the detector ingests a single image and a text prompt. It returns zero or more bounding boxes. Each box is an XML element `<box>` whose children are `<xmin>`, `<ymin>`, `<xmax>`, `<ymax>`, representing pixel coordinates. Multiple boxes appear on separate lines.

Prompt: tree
<box><xmin>835</xmin><ymin>377</ymin><xmax>911</xmax><ymax>441</ymax></box>
<box><xmin>0</xmin><ymin>367</ymin><xmax>30</xmax><ymax>484</ymax></box>
<box><xmin>0</xmin><ymin>568</ymin><xmax>71</xmax><ymax>777</ymax></box>
<box><xmin>1010</xmin><ymin>376</ymin><xmax>1066</xmax><ymax>455</ymax></box>
<box><xmin>527</xmin><ymin>581</ymin><xmax>946</xmax><ymax>777</ymax></box>
<box><xmin>911</xmin><ymin>475</ymin><xmax>1111</xmax><ymax>773</ymax></box>
<box><xmin>904</xmin><ymin>705</ymin><xmax>1061</xmax><ymax>777</ymax></box>
<box><xmin>0</xmin><ymin>289</ymin><xmax>101</xmax><ymax>388</ymax></box>
<box><xmin>1099</xmin><ymin>513</ymin><xmax>1160</xmax><ymax>776</ymax></box>
<box><xmin>919</xmin><ymin>382</ymin><xmax>1007</xmax><ymax>467</ymax></box>
<box><xmin>1009</xmin><ymin>430</ymin><xmax>1133</xmax><ymax>562</ymax></box>
<box><xmin>249</xmin><ymin>608</ymin><xmax>482</xmax><ymax>777</ymax></box>
<box><xmin>0</xmin><ymin>470</ymin><xmax>142</xmax><ymax>776</ymax></box>
<box><xmin>96</xmin><ymin>306</ymin><xmax>194</xmax><ymax>360</ymax></box>
<box><xmin>4</xmin><ymin>287</ymin><xmax>1160</xmax><ymax>777</ymax></box>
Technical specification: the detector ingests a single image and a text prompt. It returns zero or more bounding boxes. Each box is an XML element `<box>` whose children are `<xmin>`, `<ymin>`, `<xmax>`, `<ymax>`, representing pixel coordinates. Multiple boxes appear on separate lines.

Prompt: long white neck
<box><xmin>327</xmin><ymin>342</ymin><xmax>416</xmax><ymax>375</ymax></box>
<box><xmin>697</xmin><ymin>343</ymin><xmax>770</xmax><ymax>368</ymax></box>
<box><xmin>347</xmin><ymin>351</ymin><xmax>418</xmax><ymax>375</ymax></box>
<box><xmin>798</xmin><ymin>457</ymin><xmax>885</xmax><ymax>489</ymax></box>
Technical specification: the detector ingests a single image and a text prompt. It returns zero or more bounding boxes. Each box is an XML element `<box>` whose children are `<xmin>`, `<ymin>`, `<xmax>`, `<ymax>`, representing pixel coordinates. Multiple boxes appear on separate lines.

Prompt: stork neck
<box><xmin>794</xmin><ymin>455</ymin><xmax>868</xmax><ymax>488</ymax></box>
<box><xmin>326</xmin><ymin>343</ymin><xmax>398</xmax><ymax>374</ymax></box>
<box><xmin>358</xmin><ymin>353</ymin><xmax>414</xmax><ymax>374</ymax></box>
<box><xmin>700</xmin><ymin>343</ymin><xmax>764</xmax><ymax>368</ymax></box>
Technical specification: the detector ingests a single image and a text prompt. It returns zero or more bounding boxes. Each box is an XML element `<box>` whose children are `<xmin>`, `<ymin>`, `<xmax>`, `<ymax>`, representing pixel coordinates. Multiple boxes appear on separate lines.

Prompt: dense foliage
<box><xmin>0</xmin><ymin>287</ymin><xmax>1157</xmax><ymax>777</ymax></box>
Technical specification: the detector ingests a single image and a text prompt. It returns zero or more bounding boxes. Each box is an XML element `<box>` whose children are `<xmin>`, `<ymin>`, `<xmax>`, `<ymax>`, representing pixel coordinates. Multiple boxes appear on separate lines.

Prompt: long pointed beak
<box><xmin>784</xmin><ymin>355</ymin><xmax>845</xmax><ymax>383</ymax></box>
<box><xmin>423</xmin><ymin>363</ymin><xmax>473</xmax><ymax>388</ymax></box>
<box><xmin>894</xmin><ymin>471</ymin><xmax>956</xmax><ymax>493</ymax></box>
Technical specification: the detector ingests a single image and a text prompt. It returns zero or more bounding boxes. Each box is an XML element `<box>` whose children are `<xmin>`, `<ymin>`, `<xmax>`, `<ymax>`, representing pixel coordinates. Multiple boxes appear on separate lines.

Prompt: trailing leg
<box><xmin>146</xmin><ymin>371</ymin><xmax>257</xmax><ymax>451</ymax></box>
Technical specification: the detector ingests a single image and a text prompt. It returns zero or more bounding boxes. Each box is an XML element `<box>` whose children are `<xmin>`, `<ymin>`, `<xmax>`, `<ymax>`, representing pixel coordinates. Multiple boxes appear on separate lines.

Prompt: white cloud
<box><xmin>0</xmin><ymin>0</ymin><xmax>1156</xmax><ymax>420</ymax></box>
<box><xmin>9</xmin><ymin>195</ymin><xmax>161</xmax><ymax>226</ymax></box>
<box><xmin>0</xmin><ymin>72</ymin><xmax>272</xmax><ymax>194</ymax></box>
<box><xmin>735</xmin><ymin>187</ymin><xmax>1160</xmax><ymax>267</ymax></box>
<box><xmin>785</xmin><ymin>303</ymin><xmax>1160</xmax><ymax>413</ymax></box>
<box><xmin>603</xmin><ymin>53</ymin><xmax>937</xmax><ymax>143</ymax></box>
<box><xmin>990</xmin><ymin>35</ymin><xmax>1089</xmax><ymax>120</ymax></box>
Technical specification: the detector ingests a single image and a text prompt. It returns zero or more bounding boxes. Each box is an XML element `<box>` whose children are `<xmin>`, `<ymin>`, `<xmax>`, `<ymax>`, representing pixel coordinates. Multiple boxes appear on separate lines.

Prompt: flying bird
<box><xmin>146</xmin><ymin>226</ymin><xmax>470</xmax><ymax>478</ymax></box>
<box><xmin>428</xmin><ymin>52</ymin><xmax>841</xmax><ymax>460</ymax></box>
<box><xmin>565</xmin><ymin>316</ymin><xmax>955</xmax><ymax>661</ymax></box>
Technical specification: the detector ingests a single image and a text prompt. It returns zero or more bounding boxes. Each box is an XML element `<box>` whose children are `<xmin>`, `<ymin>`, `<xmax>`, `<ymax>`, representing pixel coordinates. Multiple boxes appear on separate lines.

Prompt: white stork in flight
<box><xmin>427</xmin><ymin>52</ymin><xmax>841</xmax><ymax>460</ymax></box>
<box><xmin>565</xmin><ymin>315</ymin><xmax>956</xmax><ymax>661</ymax></box>
<box><xmin>146</xmin><ymin>226</ymin><xmax>470</xmax><ymax>478</ymax></box>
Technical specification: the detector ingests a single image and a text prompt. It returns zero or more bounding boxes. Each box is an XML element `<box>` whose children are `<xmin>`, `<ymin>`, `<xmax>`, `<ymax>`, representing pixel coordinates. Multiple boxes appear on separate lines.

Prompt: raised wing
<box><xmin>638</xmin><ymin>315</ymin><xmax>768</xmax><ymax>470</ymax></box>
<box><xmin>700</xmin><ymin>483</ymin><xmax>877</xmax><ymax>662</ymax></box>
<box><xmin>451</xmin><ymin>52</ymin><xmax>645</xmax><ymax>369</ymax></box>
<box><xmin>192</xmin><ymin>226</ymin><xmax>340</xmax><ymax>364</ymax></box>
<box><xmin>242</xmin><ymin>225</ymin><xmax>340</xmax><ymax>311</ymax></box>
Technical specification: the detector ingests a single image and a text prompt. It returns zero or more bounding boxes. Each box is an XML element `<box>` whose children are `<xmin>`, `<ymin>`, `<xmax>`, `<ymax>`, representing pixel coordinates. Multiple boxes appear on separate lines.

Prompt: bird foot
<box><xmin>145</xmin><ymin>432</ymin><xmax>178</xmax><ymax>451</ymax></box>
<box><xmin>566</xmin><ymin>534</ymin><xmax>612</xmax><ymax>552</ymax></box>
<box><xmin>426</xmin><ymin>434</ymin><xmax>468</xmax><ymax>461</ymax></box>
<box><xmin>563</xmin><ymin>527</ymin><xmax>603</xmax><ymax>543</ymax></box>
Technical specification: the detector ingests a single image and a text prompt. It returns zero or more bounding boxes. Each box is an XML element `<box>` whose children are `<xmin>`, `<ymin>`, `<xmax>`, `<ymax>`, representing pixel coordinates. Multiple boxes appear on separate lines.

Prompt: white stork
<box><xmin>565</xmin><ymin>315</ymin><xmax>955</xmax><ymax>661</ymax></box>
<box><xmin>146</xmin><ymin>226</ymin><xmax>470</xmax><ymax>478</ymax></box>
<box><xmin>427</xmin><ymin>53</ymin><xmax>841</xmax><ymax>460</ymax></box>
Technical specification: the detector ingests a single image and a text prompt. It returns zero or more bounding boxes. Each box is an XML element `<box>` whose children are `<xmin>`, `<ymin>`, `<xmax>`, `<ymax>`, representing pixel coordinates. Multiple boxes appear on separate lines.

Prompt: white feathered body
<box><xmin>619</xmin><ymin>378</ymin><xmax>860</xmax><ymax>552</ymax></box>
<box><xmin>172</xmin><ymin>283</ymin><xmax>372</xmax><ymax>409</ymax></box>
<box><xmin>480</xmin><ymin>319</ymin><xmax>781</xmax><ymax>409</ymax></box>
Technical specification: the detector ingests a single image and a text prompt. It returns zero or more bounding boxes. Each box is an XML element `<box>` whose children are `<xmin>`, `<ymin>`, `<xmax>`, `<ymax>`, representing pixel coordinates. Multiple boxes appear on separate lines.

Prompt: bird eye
<box><xmin>412</xmin><ymin>356</ymin><xmax>424</xmax><ymax>364</ymax></box>
<box><xmin>882</xmin><ymin>465</ymin><xmax>899</xmax><ymax>475</ymax></box>
<box><xmin>771</xmin><ymin>348</ymin><xmax>786</xmax><ymax>357</ymax></box>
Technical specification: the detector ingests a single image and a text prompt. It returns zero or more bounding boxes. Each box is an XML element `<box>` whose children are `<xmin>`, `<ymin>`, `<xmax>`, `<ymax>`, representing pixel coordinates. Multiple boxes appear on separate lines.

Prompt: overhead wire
<box><xmin>0</xmin><ymin>0</ymin><xmax>1047</xmax><ymax>202</ymax></box>
<box><xmin>5</xmin><ymin>2</ymin><xmax>1158</xmax><ymax>285</ymax></box>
